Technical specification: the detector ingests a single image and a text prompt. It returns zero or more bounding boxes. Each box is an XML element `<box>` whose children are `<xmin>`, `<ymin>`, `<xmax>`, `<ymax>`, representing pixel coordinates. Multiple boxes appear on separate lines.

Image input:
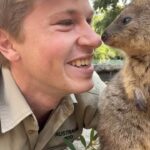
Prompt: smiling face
<box><xmin>9</xmin><ymin>0</ymin><xmax>101</xmax><ymax>97</ymax></box>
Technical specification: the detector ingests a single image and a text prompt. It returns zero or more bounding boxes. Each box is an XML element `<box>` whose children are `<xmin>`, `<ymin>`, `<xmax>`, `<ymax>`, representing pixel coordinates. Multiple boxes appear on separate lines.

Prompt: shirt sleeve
<box><xmin>74</xmin><ymin>71</ymin><xmax>106</xmax><ymax>130</ymax></box>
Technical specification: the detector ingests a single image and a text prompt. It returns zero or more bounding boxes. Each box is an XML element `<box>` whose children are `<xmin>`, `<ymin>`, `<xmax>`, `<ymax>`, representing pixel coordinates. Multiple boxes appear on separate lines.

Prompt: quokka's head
<box><xmin>102</xmin><ymin>0</ymin><xmax>150</xmax><ymax>56</ymax></box>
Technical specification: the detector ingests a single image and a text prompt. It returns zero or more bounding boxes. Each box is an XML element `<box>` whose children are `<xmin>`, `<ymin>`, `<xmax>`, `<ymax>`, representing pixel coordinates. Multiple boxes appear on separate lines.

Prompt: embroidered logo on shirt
<box><xmin>55</xmin><ymin>127</ymin><xmax>78</xmax><ymax>140</ymax></box>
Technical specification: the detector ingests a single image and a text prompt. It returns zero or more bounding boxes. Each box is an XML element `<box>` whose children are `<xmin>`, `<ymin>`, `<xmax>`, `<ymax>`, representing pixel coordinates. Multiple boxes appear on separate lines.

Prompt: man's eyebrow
<box><xmin>62</xmin><ymin>9</ymin><xmax>94</xmax><ymax>17</ymax></box>
<box><xmin>49</xmin><ymin>8</ymin><xmax>94</xmax><ymax>19</ymax></box>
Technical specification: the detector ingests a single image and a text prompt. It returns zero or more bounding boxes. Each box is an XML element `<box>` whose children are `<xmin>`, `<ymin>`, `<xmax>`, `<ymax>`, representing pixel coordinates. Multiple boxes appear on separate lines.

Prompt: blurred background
<box><xmin>91</xmin><ymin>0</ymin><xmax>131</xmax><ymax>81</ymax></box>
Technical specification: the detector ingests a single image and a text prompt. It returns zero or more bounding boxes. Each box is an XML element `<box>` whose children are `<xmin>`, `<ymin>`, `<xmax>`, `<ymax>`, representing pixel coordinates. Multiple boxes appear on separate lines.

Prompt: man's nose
<box><xmin>77</xmin><ymin>22</ymin><xmax>102</xmax><ymax>49</ymax></box>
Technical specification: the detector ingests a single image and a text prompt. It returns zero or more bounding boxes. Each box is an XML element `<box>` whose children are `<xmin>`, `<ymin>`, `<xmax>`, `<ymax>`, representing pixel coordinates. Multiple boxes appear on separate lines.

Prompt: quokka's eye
<box><xmin>122</xmin><ymin>16</ymin><xmax>132</xmax><ymax>25</ymax></box>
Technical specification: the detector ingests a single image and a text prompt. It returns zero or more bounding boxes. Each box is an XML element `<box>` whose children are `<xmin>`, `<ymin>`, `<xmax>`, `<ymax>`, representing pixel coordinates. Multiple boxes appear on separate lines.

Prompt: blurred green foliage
<box><xmin>93</xmin><ymin>43</ymin><xmax>122</xmax><ymax>63</ymax></box>
<box><xmin>93</xmin><ymin>0</ymin><xmax>128</xmax><ymax>11</ymax></box>
<box><xmin>92</xmin><ymin>7</ymin><xmax>123</xmax><ymax>35</ymax></box>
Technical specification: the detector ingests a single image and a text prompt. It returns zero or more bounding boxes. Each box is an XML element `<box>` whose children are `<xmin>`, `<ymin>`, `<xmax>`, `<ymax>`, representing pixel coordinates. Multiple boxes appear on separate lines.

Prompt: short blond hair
<box><xmin>0</xmin><ymin>0</ymin><xmax>34</xmax><ymax>65</ymax></box>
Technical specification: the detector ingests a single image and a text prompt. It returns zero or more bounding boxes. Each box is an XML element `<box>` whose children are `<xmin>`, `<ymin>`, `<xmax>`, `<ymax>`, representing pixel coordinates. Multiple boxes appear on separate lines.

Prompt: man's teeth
<box><xmin>70</xmin><ymin>59</ymin><xmax>91</xmax><ymax>67</ymax></box>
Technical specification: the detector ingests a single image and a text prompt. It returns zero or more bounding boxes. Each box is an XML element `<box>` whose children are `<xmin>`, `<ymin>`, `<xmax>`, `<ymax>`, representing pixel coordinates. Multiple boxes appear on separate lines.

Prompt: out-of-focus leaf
<box><xmin>90</xmin><ymin>129</ymin><xmax>95</xmax><ymax>142</ymax></box>
<box><xmin>93</xmin><ymin>133</ymin><xmax>98</xmax><ymax>141</ymax></box>
<box><xmin>64</xmin><ymin>138</ymin><xmax>76</xmax><ymax>150</ymax></box>
<box><xmin>80</xmin><ymin>135</ymin><xmax>87</xmax><ymax>148</ymax></box>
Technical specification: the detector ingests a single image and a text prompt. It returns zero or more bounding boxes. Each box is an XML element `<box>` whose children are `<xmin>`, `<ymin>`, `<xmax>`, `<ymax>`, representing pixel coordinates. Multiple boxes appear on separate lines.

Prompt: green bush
<box><xmin>93</xmin><ymin>43</ymin><xmax>122</xmax><ymax>63</ymax></box>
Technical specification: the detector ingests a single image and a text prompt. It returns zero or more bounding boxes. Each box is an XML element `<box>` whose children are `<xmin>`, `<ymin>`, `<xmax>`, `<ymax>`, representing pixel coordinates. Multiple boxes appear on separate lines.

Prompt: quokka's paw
<box><xmin>134</xmin><ymin>88</ymin><xmax>147</xmax><ymax>112</ymax></box>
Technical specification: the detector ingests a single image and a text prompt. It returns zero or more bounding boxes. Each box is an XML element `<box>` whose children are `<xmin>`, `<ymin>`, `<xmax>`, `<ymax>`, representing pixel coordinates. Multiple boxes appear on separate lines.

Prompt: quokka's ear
<box><xmin>132</xmin><ymin>0</ymin><xmax>150</xmax><ymax>6</ymax></box>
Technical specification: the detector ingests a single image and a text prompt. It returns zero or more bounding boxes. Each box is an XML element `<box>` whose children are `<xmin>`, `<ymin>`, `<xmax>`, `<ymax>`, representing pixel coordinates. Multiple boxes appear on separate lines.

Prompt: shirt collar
<box><xmin>70</xmin><ymin>94</ymin><xmax>77</xmax><ymax>103</ymax></box>
<box><xmin>0</xmin><ymin>67</ymin><xmax>33</xmax><ymax>133</ymax></box>
<box><xmin>0</xmin><ymin>67</ymin><xmax>77</xmax><ymax>133</ymax></box>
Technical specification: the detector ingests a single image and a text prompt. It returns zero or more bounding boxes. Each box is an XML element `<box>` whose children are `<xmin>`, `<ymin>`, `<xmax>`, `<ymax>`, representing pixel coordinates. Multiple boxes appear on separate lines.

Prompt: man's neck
<box><xmin>10</xmin><ymin>66</ymin><xmax>64</xmax><ymax>123</ymax></box>
<box><xmin>25</xmin><ymin>91</ymin><xmax>61</xmax><ymax>119</ymax></box>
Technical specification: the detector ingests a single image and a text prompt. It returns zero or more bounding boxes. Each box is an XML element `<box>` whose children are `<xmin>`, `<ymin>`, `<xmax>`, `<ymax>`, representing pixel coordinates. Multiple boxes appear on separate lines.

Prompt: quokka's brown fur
<box><xmin>98</xmin><ymin>0</ymin><xmax>150</xmax><ymax>149</ymax></box>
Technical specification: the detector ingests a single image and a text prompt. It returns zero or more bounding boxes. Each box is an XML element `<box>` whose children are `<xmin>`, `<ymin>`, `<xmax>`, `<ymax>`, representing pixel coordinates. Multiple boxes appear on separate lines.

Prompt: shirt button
<box><xmin>28</xmin><ymin>130</ymin><xmax>35</xmax><ymax>134</ymax></box>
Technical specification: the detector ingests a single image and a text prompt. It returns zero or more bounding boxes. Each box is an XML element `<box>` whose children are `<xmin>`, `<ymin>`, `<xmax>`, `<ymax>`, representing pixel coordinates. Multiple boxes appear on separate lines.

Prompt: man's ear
<box><xmin>0</xmin><ymin>29</ymin><xmax>20</xmax><ymax>62</ymax></box>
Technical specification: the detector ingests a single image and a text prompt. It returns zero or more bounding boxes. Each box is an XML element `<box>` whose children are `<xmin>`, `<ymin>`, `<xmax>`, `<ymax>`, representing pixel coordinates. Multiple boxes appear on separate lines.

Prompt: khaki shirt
<box><xmin>0</xmin><ymin>67</ymin><xmax>106</xmax><ymax>150</ymax></box>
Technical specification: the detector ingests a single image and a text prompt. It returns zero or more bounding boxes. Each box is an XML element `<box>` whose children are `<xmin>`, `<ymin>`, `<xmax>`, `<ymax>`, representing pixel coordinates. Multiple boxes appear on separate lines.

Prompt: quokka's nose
<box><xmin>102</xmin><ymin>31</ymin><xmax>109</xmax><ymax>42</ymax></box>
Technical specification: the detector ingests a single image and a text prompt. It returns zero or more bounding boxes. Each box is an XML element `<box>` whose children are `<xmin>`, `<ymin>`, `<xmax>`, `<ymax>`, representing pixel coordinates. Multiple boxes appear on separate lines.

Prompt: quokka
<box><xmin>98</xmin><ymin>0</ymin><xmax>150</xmax><ymax>149</ymax></box>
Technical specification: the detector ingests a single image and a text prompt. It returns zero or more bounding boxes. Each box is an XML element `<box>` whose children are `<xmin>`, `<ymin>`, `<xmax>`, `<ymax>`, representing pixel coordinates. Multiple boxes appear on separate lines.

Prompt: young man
<box><xmin>0</xmin><ymin>0</ymin><xmax>106</xmax><ymax>149</ymax></box>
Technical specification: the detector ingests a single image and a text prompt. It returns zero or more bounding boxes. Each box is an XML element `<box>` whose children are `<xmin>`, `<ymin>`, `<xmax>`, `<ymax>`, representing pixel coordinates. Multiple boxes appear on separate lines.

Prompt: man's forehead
<box><xmin>34</xmin><ymin>0</ymin><xmax>93</xmax><ymax>16</ymax></box>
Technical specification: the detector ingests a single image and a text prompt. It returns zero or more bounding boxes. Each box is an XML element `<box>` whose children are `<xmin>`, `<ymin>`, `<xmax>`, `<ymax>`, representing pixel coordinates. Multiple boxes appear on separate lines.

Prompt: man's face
<box><xmin>12</xmin><ymin>0</ymin><xmax>101</xmax><ymax>96</ymax></box>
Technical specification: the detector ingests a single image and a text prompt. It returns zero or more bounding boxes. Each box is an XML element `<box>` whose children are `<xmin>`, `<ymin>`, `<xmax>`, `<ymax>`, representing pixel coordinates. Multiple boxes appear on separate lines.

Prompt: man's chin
<box><xmin>74</xmin><ymin>83</ymin><xmax>94</xmax><ymax>94</ymax></box>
